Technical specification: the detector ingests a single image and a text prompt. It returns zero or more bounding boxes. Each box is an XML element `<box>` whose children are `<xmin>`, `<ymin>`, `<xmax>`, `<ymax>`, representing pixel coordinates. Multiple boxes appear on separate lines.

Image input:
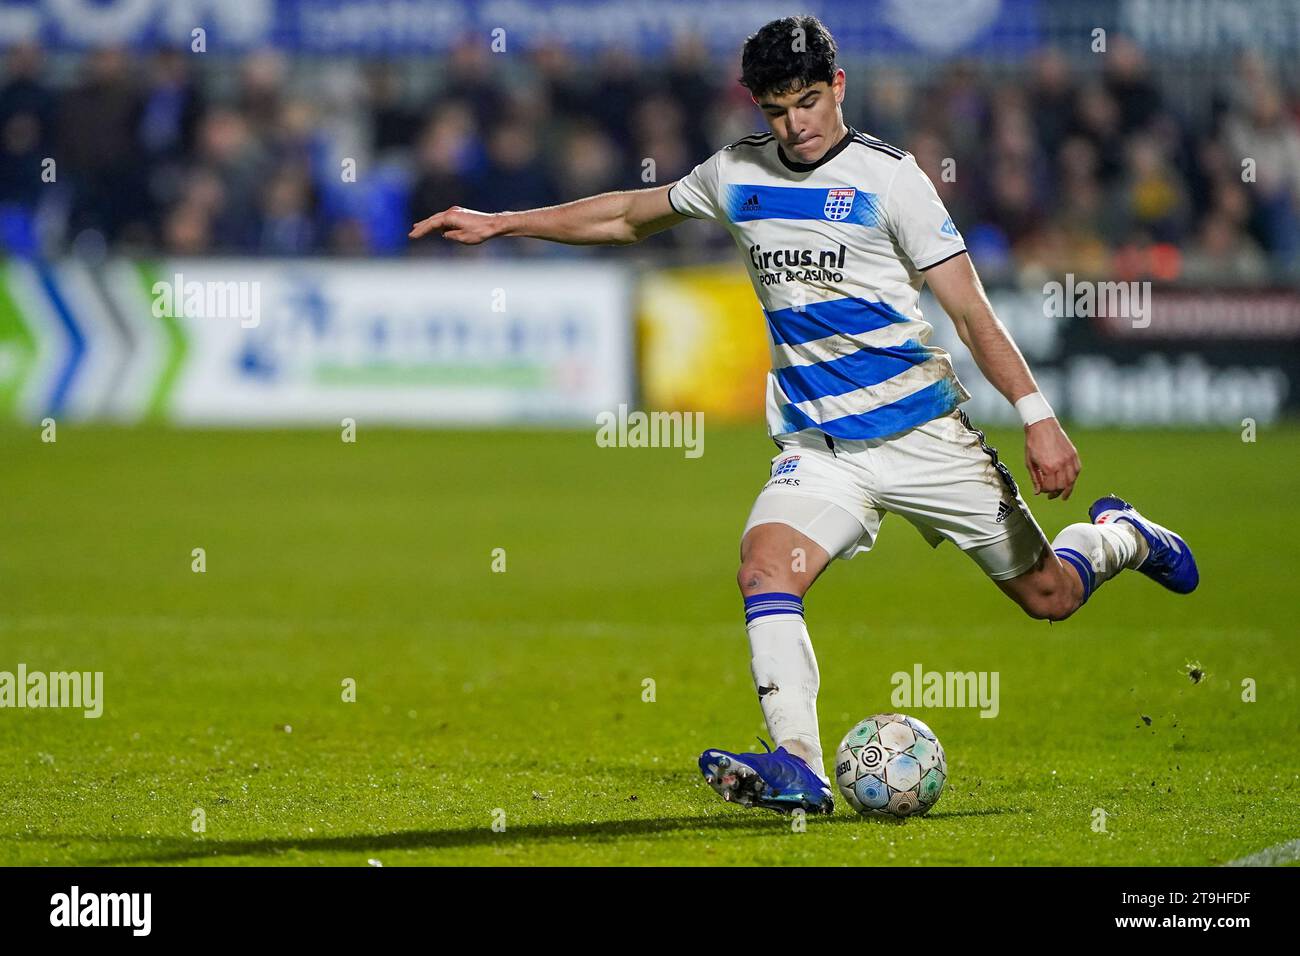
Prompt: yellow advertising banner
<box><xmin>638</xmin><ymin>264</ymin><xmax>770</xmax><ymax>421</ymax></box>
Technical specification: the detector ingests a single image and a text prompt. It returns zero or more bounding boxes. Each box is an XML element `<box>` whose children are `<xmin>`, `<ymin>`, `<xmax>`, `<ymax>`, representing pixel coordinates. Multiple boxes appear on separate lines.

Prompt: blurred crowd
<box><xmin>2</xmin><ymin>36</ymin><xmax>1298</xmax><ymax>282</ymax></box>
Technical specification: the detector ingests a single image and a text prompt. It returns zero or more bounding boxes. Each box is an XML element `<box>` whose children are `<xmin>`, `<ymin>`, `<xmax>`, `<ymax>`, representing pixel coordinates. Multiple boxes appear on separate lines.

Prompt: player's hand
<box><xmin>1024</xmin><ymin>418</ymin><xmax>1080</xmax><ymax>500</ymax></box>
<box><xmin>408</xmin><ymin>206</ymin><xmax>502</xmax><ymax>244</ymax></box>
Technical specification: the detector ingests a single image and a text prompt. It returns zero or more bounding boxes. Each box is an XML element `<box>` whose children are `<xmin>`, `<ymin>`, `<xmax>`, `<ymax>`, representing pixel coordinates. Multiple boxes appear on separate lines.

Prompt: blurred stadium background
<box><xmin>0</xmin><ymin>0</ymin><xmax>1297</xmax><ymax>431</ymax></box>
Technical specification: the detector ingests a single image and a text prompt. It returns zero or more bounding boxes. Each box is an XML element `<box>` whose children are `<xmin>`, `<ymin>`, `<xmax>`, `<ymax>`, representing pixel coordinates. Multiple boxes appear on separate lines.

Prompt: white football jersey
<box><xmin>668</xmin><ymin>125</ymin><xmax>971</xmax><ymax>440</ymax></box>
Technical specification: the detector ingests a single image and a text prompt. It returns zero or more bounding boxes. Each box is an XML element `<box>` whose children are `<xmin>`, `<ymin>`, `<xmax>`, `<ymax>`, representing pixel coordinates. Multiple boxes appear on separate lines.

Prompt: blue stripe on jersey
<box><xmin>776</xmin><ymin>339</ymin><xmax>932</xmax><ymax>403</ymax></box>
<box><xmin>765</xmin><ymin>296</ymin><xmax>910</xmax><ymax>346</ymax></box>
<box><xmin>723</xmin><ymin>183</ymin><xmax>881</xmax><ymax>226</ymax></box>
<box><xmin>781</xmin><ymin>377</ymin><xmax>961</xmax><ymax>440</ymax></box>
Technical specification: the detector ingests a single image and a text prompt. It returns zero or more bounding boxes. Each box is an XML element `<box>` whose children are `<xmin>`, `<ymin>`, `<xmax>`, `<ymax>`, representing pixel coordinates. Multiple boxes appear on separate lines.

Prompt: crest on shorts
<box><xmin>773</xmin><ymin>455</ymin><xmax>801</xmax><ymax>476</ymax></box>
<box><xmin>824</xmin><ymin>188</ymin><xmax>856</xmax><ymax>221</ymax></box>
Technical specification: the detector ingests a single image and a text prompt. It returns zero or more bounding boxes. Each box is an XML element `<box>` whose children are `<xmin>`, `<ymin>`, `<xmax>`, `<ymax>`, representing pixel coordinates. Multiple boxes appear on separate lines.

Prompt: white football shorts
<box><xmin>742</xmin><ymin>408</ymin><xmax>1049</xmax><ymax>581</ymax></box>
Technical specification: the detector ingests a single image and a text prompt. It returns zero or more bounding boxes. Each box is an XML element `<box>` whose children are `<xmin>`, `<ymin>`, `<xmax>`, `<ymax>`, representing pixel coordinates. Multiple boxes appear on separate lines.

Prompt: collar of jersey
<box><xmin>776</xmin><ymin>123</ymin><xmax>856</xmax><ymax>173</ymax></box>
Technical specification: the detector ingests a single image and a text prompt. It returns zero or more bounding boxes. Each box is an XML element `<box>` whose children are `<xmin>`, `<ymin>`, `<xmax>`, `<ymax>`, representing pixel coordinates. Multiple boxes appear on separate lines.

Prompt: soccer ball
<box><xmin>834</xmin><ymin>713</ymin><xmax>946</xmax><ymax>818</ymax></box>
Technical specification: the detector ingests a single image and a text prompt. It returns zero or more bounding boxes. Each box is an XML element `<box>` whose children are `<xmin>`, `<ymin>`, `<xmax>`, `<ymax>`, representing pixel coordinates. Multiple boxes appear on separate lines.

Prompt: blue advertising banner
<box><xmin>0</xmin><ymin>0</ymin><xmax>1044</xmax><ymax>56</ymax></box>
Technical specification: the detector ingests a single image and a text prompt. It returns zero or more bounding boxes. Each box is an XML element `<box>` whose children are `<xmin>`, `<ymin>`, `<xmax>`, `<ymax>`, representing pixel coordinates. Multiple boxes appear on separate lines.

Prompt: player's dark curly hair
<box><xmin>739</xmin><ymin>15</ymin><xmax>839</xmax><ymax>99</ymax></box>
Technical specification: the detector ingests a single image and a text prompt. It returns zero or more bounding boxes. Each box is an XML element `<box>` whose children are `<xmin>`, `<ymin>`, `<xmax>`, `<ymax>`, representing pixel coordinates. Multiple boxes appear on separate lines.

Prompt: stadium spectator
<box><xmin>0</xmin><ymin>35</ymin><xmax>1293</xmax><ymax>280</ymax></box>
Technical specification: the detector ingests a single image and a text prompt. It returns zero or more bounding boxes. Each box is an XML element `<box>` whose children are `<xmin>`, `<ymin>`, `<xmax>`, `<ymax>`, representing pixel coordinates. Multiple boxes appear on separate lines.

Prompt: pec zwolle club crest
<box><xmin>824</xmin><ymin>187</ymin><xmax>856</xmax><ymax>221</ymax></box>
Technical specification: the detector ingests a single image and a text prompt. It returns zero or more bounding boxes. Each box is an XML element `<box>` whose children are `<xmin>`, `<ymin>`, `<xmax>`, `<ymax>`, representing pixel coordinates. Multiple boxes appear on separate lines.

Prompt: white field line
<box><xmin>1223</xmin><ymin>837</ymin><xmax>1300</xmax><ymax>867</ymax></box>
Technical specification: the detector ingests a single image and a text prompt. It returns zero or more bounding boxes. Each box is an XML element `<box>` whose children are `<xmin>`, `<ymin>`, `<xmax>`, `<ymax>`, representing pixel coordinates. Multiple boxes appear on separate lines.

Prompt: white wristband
<box><xmin>1015</xmin><ymin>391</ymin><xmax>1055</xmax><ymax>427</ymax></box>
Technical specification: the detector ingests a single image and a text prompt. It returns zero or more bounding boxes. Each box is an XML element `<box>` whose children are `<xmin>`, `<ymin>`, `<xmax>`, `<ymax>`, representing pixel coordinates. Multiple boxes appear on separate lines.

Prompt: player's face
<box><xmin>754</xmin><ymin>69</ymin><xmax>846</xmax><ymax>163</ymax></box>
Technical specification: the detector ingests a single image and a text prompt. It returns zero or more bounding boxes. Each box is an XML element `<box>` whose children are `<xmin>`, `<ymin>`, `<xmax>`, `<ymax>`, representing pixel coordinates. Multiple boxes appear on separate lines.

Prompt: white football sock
<box><xmin>1052</xmin><ymin>521</ymin><xmax>1147</xmax><ymax>601</ymax></box>
<box><xmin>1091</xmin><ymin>508</ymin><xmax>1151</xmax><ymax>567</ymax></box>
<box><xmin>744</xmin><ymin>593</ymin><xmax>827</xmax><ymax>782</ymax></box>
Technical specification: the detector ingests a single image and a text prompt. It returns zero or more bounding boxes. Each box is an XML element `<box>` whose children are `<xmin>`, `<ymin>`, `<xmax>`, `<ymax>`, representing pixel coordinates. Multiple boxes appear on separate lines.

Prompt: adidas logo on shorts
<box><xmin>995</xmin><ymin>500</ymin><xmax>1012</xmax><ymax>524</ymax></box>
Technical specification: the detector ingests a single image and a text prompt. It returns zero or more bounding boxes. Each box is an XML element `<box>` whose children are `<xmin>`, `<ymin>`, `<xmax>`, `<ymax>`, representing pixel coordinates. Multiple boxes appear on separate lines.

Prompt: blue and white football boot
<box><xmin>698</xmin><ymin>739</ymin><xmax>834</xmax><ymax>814</ymax></box>
<box><xmin>1089</xmin><ymin>495</ymin><xmax>1199</xmax><ymax>594</ymax></box>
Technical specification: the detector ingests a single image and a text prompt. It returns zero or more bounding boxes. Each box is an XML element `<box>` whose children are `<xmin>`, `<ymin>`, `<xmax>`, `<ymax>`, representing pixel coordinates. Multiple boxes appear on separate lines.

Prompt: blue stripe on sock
<box><xmin>1055</xmin><ymin>548</ymin><xmax>1095</xmax><ymax>603</ymax></box>
<box><xmin>744</xmin><ymin>591</ymin><xmax>804</xmax><ymax>624</ymax></box>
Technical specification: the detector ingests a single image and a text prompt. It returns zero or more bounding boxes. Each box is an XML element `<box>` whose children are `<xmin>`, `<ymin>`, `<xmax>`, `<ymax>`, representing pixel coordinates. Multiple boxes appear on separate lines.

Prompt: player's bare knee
<box><xmin>1020</xmin><ymin>588</ymin><xmax>1077</xmax><ymax>622</ymax></box>
<box><xmin>737</xmin><ymin>556</ymin><xmax>801</xmax><ymax>597</ymax></box>
<box><xmin>1045</xmin><ymin>592</ymin><xmax>1079</xmax><ymax>621</ymax></box>
<box><xmin>736</xmin><ymin>557</ymin><xmax>779</xmax><ymax>594</ymax></box>
<box><xmin>1017</xmin><ymin>592</ymin><xmax>1049</xmax><ymax>621</ymax></box>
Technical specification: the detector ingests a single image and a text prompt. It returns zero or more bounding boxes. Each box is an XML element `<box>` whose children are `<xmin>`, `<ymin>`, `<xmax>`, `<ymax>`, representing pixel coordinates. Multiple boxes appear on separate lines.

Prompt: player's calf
<box><xmin>1003</xmin><ymin>516</ymin><xmax>1141</xmax><ymax>620</ymax></box>
<box><xmin>999</xmin><ymin>548</ymin><xmax>1085</xmax><ymax>622</ymax></box>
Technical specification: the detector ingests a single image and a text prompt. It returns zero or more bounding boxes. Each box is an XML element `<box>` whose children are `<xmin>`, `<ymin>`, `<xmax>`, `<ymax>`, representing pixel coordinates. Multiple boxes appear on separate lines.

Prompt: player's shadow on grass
<box><xmin>18</xmin><ymin>807</ymin><xmax>1024</xmax><ymax>865</ymax></box>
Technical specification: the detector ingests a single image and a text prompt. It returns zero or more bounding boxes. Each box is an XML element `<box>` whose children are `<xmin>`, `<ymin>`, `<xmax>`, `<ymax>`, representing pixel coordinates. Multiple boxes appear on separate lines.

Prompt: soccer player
<box><xmin>409</xmin><ymin>16</ymin><xmax>1198</xmax><ymax>815</ymax></box>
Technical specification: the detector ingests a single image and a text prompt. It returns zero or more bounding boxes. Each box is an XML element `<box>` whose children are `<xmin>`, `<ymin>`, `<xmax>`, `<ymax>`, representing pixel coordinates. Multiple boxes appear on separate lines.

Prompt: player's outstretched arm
<box><xmin>408</xmin><ymin>183</ymin><xmax>686</xmax><ymax>247</ymax></box>
<box><xmin>925</xmin><ymin>252</ymin><xmax>1082</xmax><ymax>501</ymax></box>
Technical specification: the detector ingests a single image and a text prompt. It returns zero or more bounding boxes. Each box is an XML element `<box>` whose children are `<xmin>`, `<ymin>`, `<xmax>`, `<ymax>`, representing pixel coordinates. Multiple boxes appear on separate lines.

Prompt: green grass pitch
<box><xmin>1</xmin><ymin>422</ymin><xmax>1296</xmax><ymax>866</ymax></box>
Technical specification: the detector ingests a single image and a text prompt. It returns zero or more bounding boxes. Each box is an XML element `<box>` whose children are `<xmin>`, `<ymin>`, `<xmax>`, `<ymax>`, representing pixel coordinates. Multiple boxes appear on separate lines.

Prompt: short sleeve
<box><xmin>668</xmin><ymin>150</ymin><xmax>724</xmax><ymax>221</ymax></box>
<box><xmin>885</xmin><ymin>155</ymin><xmax>966</xmax><ymax>271</ymax></box>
